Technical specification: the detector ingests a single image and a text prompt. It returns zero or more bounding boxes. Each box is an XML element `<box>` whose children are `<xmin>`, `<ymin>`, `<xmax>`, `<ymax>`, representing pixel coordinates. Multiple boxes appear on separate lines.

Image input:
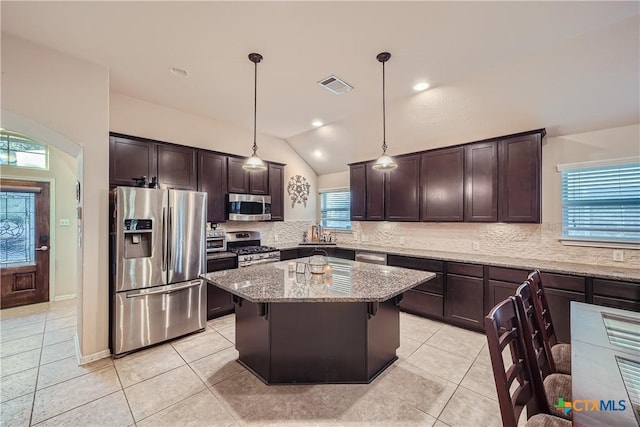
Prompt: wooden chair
<box><xmin>485</xmin><ymin>297</ymin><xmax>571</xmax><ymax>427</ymax></box>
<box><xmin>528</xmin><ymin>270</ymin><xmax>571</xmax><ymax>375</ymax></box>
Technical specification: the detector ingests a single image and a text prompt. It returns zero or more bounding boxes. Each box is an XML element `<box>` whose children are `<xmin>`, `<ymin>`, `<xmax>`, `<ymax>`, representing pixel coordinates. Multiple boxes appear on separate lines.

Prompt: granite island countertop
<box><xmin>275</xmin><ymin>243</ymin><xmax>640</xmax><ymax>282</ymax></box>
<box><xmin>201</xmin><ymin>257</ymin><xmax>436</xmax><ymax>303</ymax></box>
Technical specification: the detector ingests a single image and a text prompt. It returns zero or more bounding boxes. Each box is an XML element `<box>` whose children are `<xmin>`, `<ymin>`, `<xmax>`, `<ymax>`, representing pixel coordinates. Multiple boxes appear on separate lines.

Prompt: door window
<box><xmin>0</xmin><ymin>191</ymin><xmax>36</xmax><ymax>266</ymax></box>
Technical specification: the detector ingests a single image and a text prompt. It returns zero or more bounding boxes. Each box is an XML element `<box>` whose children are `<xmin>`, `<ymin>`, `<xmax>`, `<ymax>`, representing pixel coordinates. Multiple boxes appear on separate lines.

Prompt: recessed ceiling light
<box><xmin>312</xmin><ymin>120</ymin><xmax>324</xmax><ymax>127</ymax></box>
<box><xmin>313</xmin><ymin>150</ymin><xmax>323</xmax><ymax>158</ymax></box>
<box><xmin>169</xmin><ymin>67</ymin><xmax>188</xmax><ymax>77</ymax></box>
<box><xmin>413</xmin><ymin>82</ymin><xmax>430</xmax><ymax>92</ymax></box>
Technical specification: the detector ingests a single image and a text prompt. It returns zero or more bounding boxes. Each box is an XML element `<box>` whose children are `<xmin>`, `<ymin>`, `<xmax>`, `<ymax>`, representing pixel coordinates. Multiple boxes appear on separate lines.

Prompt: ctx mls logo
<box><xmin>554</xmin><ymin>397</ymin><xmax>627</xmax><ymax>415</ymax></box>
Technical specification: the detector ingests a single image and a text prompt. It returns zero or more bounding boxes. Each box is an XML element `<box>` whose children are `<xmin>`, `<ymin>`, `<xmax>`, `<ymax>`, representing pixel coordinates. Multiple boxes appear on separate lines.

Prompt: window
<box><xmin>320</xmin><ymin>190</ymin><xmax>351</xmax><ymax>230</ymax></box>
<box><xmin>0</xmin><ymin>130</ymin><xmax>48</xmax><ymax>169</ymax></box>
<box><xmin>560</xmin><ymin>160</ymin><xmax>640</xmax><ymax>244</ymax></box>
<box><xmin>0</xmin><ymin>191</ymin><xmax>36</xmax><ymax>267</ymax></box>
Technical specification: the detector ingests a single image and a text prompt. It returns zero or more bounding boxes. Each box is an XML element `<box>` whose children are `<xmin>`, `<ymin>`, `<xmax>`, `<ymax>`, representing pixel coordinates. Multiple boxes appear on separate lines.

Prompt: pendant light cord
<box><xmin>253</xmin><ymin>60</ymin><xmax>258</xmax><ymax>156</ymax></box>
<box><xmin>382</xmin><ymin>59</ymin><xmax>387</xmax><ymax>155</ymax></box>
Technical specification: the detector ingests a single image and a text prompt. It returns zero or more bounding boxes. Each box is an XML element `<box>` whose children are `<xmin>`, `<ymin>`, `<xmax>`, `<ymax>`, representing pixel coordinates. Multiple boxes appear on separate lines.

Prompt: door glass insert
<box><xmin>0</xmin><ymin>191</ymin><xmax>36</xmax><ymax>266</ymax></box>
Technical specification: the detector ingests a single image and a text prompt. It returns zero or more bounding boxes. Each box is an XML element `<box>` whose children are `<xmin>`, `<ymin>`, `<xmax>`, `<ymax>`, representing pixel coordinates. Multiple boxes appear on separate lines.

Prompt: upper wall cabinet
<box><xmin>197</xmin><ymin>151</ymin><xmax>227</xmax><ymax>223</ymax></box>
<box><xmin>464</xmin><ymin>142</ymin><xmax>498</xmax><ymax>222</ymax></box>
<box><xmin>350</xmin><ymin>164</ymin><xmax>366</xmax><ymax>221</ymax></box>
<box><xmin>109</xmin><ymin>136</ymin><xmax>157</xmax><ymax>187</ymax></box>
<box><xmin>366</xmin><ymin>162</ymin><xmax>385</xmax><ymax>221</ymax></box>
<box><xmin>268</xmin><ymin>163</ymin><xmax>285</xmax><ymax>221</ymax></box>
<box><xmin>421</xmin><ymin>147</ymin><xmax>464</xmax><ymax>221</ymax></box>
<box><xmin>498</xmin><ymin>133</ymin><xmax>542</xmax><ymax>223</ymax></box>
<box><xmin>227</xmin><ymin>156</ymin><xmax>269</xmax><ymax>195</ymax></box>
<box><xmin>157</xmin><ymin>144</ymin><xmax>197</xmax><ymax>190</ymax></box>
<box><xmin>386</xmin><ymin>154</ymin><xmax>421</xmax><ymax>221</ymax></box>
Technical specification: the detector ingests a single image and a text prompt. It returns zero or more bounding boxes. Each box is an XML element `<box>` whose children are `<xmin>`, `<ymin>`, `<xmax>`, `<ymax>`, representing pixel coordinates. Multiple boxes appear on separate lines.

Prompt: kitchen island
<box><xmin>201</xmin><ymin>257</ymin><xmax>435</xmax><ymax>384</ymax></box>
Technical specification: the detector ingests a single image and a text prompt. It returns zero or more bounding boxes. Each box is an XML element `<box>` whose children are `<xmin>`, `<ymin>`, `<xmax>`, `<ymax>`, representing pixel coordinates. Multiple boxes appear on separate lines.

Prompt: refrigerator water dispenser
<box><xmin>123</xmin><ymin>219</ymin><xmax>153</xmax><ymax>259</ymax></box>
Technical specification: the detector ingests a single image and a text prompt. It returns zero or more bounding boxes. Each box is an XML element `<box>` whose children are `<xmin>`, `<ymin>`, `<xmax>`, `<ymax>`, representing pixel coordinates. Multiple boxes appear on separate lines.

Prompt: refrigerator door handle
<box><xmin>126</xmin><ymin>280</ymin><xmax>202</xmax><ymax>298</ymax></box>
<box><xmin>162</xmin><ymin>207</ymin><xmax>167</xmax><ymax>272</ymax></box>
<box><xmin>168</xmin><ymin>206</ymin><xmax>173</xmax><ymax>269</ymax></box>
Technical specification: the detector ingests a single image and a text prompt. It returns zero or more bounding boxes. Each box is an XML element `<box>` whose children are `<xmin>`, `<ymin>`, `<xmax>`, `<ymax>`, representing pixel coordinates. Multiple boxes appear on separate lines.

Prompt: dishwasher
<box><xmin>354</xmin><ymin>251</ymin><xmax>387</xmax><ymax>265</ymax></box>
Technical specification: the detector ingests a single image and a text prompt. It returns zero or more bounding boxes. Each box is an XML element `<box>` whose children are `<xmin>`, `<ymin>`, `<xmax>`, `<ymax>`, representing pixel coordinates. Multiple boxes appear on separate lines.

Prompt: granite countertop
<box><xmin>274</xmin><ymin>243</ymin><xmax>640</xmax><ymax>283</ymax></box>
<box><xmin>201</xmin><ymin>257</ymin><xmax>436</xmax><ymax>303</ymax></box>
<box><xmin>206</xmin><ymin>251</ymin><xmax>237</xmax><ymax>260</ymax></box>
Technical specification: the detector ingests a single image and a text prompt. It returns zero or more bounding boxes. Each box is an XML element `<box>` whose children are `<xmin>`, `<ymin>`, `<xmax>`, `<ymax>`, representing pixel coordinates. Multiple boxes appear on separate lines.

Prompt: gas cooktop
<box><xmin>229</xmin><ymin>245</ymin><xmax>278</xmax><ymax>256</ymax></box>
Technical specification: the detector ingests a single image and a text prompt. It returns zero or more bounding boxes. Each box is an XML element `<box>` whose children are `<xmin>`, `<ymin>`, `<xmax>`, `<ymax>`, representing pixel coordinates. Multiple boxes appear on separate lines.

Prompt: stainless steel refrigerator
<box><xmin>111</xmin><ymin>186</ymin><xmax>207</xmax><ymax>356</ymax></box>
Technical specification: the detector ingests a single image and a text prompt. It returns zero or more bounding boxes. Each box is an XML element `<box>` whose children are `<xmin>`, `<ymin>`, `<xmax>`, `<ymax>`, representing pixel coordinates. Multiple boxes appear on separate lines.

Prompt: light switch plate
<box><xmin>361</xmin><ymin>234</ymin><xmax>369</xmax><ymax>242</ymax></box>
<box><xmin>472</xmin><ymin>241</ymin><xmax>480</xmax><ymax>251</ymax></box>
<box><xmin>59</xmin><ymin>219</ymin><xmax>70</xmax><ymax>226</ymax></box>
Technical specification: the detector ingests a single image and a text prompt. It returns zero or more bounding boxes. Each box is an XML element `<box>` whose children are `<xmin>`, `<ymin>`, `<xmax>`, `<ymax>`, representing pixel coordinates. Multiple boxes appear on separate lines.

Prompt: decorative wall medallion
<box><xmin>287</xmin><ymin>175</ymin><xmax>311</xmax><ymax>208</ymax></box>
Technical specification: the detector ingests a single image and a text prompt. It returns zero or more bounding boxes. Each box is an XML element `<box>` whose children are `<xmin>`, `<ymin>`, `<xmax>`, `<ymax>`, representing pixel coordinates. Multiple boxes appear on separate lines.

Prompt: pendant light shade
<box><xmin>372</xmin><ymin>52</ymin><xmax>397</xmax><ymax>171</ymax></box>
<box><xmin>243</xmin><ymin>53</ymin><xmax>267</xmax><ymax>171</ymax></box>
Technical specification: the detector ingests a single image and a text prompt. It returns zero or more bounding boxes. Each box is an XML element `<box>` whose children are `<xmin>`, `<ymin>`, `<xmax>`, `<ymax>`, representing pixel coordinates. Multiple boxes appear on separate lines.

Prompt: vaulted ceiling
<box><xmin>2</xmin><ymin>1</ymin><xmax>639</xmax><ymax>174</ymax></box>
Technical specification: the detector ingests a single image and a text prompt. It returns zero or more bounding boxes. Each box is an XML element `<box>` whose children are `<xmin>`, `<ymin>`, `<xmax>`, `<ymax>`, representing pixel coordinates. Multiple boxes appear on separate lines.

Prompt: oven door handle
<box><xmin>241</xmin><ymin>258</ymin><xmax>280</xmax><ymax>267</ymax></box>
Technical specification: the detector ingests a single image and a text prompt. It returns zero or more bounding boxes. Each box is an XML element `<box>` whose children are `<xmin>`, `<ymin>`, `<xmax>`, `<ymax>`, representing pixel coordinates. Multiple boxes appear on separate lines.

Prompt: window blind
<box><xmin>561</xmin><ymin>163</ymin><xmax>640</xmax><ymax>243</ymax></box>
<box><xmin>320</xmin><ymin>190</ymin><xmax>351</xmax><ymax>230</ymax></box>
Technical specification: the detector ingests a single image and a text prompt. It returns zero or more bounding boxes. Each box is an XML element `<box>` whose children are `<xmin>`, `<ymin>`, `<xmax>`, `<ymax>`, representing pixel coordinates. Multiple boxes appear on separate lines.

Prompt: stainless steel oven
<box><xmin>206</xmin><ymin>229</ymin><xmax>226</xmax><ymax>253</ymax></box>
<box><xmin>227</xmin><ymin>193</ymin><xmax>271</xmax><ymax>221</ymax></box>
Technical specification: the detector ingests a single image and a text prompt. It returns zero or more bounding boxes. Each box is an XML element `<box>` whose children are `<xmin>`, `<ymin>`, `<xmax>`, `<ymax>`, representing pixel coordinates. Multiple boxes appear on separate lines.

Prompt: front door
<box><xmin>0</xmin><ymin>179</ymin><xmax>50</xmax><ymax>308</ymax></box>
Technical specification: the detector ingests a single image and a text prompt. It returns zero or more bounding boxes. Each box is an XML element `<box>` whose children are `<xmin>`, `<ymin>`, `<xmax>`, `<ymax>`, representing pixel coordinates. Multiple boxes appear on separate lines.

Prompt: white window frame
<box><xmin>319</xmin><ymin>188</ymin><xmax>352</xmax><ymax>232</ymax></box>
<box><xmin>0</xmin><ymin>130</ymin><xmax>49</xmax><ymax>170</ymax></box>
<box><xmin>557</xmin><ymin>157</ymin><xmax>640</xmax><ymax>249</ymax></box>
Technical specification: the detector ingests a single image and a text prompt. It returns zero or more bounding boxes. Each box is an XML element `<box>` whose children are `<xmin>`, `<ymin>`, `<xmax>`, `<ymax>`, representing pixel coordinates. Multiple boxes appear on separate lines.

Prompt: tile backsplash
<box><xmin>224</xmin><ymin>220</ymin><xmax>639</xmax><ymax>269</ymax></box>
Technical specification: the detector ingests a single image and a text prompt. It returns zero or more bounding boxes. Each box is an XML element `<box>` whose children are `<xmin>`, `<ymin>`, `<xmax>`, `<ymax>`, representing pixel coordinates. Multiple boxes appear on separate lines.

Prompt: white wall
<box><xmin>1</xmin><ymin>144</ymin><xmax>78</xmax><ymax>299</ymax></box>
<box><xmin>318</xmin><ymin>171</ymin><xmax>350</xmax><ymax>191</ymax></box>
<box><xmin>1</xmin><ymin>34</ymin><xmax>110</xmax><ymax>362</ymax></box>
<box><xmin>109</xmin><ymin>93</ymin><xmax>317</xmax><ymax>221</ymax></box>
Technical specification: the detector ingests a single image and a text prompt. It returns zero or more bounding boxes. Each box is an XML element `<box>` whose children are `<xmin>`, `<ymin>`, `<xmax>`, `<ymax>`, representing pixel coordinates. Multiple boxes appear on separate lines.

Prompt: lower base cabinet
<box><xmin>400</xmin><ymin>290</ymin><xmax>443</xmax><ymax>318</ymax></box>
<box><xmin>445</xmin><ymin>263</ymin><xmax>485</xmax><ymax>331</ymax></box>
<box><xmin>206</xmin><ymin>256</ymin><xmax>238</xmax><ymax>320</ymax></box>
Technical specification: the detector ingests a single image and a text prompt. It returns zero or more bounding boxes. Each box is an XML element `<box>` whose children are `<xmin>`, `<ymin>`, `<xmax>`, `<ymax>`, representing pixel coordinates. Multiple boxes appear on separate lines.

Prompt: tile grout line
<box><xmin>112</xmin><ymin>356</ymin><xmax>137</xmax><ymax>425</ymax></box>
<box><xmin>26</xmin><ymin>318</ymin><xmax>46</xmax><ymax>427</ymax></box>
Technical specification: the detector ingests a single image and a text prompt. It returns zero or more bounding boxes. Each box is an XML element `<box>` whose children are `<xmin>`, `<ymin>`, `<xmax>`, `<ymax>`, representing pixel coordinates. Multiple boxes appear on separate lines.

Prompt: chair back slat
<box><xmin>485</xmin><ymin>297</ymin><xmax>548</xmax><ymax>427</ymax></box>
<box><xmin>517</xmin><ymin>280</ymin><xmax>556</xmax><ymax>376</ymax></box>
<box><xmin>528</xmin><ymin>270</ymin><xmax>559</xmax><ymax>348</ymax></box>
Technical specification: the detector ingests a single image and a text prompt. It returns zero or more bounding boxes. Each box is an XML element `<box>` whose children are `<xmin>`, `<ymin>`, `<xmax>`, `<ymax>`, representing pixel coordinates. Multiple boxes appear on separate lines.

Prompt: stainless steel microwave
<box><xmin>227</xmin><ymin>193</ymin><xmax>271</xmax><ymax>221</ymax></box>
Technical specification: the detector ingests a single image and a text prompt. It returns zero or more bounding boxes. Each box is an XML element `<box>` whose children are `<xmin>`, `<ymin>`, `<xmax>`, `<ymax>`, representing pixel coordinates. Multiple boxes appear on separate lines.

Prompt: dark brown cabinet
<box><xmin>206</xmin><ymin>256</ymin><xmax>237</xmax><ymax>320</ymax></box>
<box><xmin>227</xmin><ymin>156</ymin><xmax>269</xmax><ymax>195</ymax></box>
<box><xmin>334</xmin><ymin>248</ymin><xmax>355</xmax><ymax>260</ymax></box>
<box><xmin>388</xmin><ymin>255</ymin><xmax>444</xmax><ymax>319</ymax></box>
<box><xmin>498</xmin><ymin>133</ymin><xmax>542</xmax><ymax>223</ymax></box>
<box><xmin>593</xmin><ymin>278</ymin><xmax>640</xmax><ymax>312</ymax></box>
<box><xmin>464</xmin><ymin>142</ymin><xmax>497</xmax><ymax>222</ymax></box>
<box><xmin>198</xmin><ymin>151</ymin><xmax>227</xmax><ymax>223</ymax></box>
<box><xmin>268</xmin><ymin>164</ymin><xmax>285</xmax><ymax>221</ymax></box>
<box><xmin>421</xmin><ymin>148</ymin><xmax>464</xmax><ymax>221</ymax></box>
<box><xmin>279</xmin><ymin>248</ymin><xmax>299</xmax><ymax>261</ymax></box>
<box><xmin>445</xmin><ymin>262</ymin><xmax>484</xmax><ymax>330</ymax></box>
<box><xmin>385</xmin><ymin>154</ymin><xmax>421</xmax><ymax>221</ymax></box>
<box><xmin>109</xmin><ymin>136</ymin><xmax>157</xmax><ymax>187</ymax></box>
<box><xmin>157</xmin><ymin>144</ymin><xmax>197</xmax><ymax>190</ymax></box>
<box><xmin>227</xmin><ymin>157</ymin><xmax>250</xmax><ymax>193</ymax></box>
<box><xmin>350</xmin><ymin>164</ymin><xmax>367</xmax><ymax>221</ymax></box>
<box><xmin>366</xmin><ymin>163</ymin><xmax>385</xmax><ymax>221</ymax></box>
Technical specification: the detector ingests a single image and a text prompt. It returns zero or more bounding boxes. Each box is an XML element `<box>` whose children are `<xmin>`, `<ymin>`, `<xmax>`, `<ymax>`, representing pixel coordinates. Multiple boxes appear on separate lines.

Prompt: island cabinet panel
<box><xmin>335</xmin><ymin>248</ymin><xmax>356</xmax><ymax>260</ymax></box>
<box><xmin>349</xmin><ymin>164</ymin><xmax>367</xmax><ymax>221</ymax></box>
<box><xmin>366</xmin><ymin>163</ymin><xmax>385</xmax><ymax>220</ymax></box>
<box><xmin>388</xmin><ymin>254</ymin><xmax>444</xmax><ymax>319</ymax></box>
<box><xmin>268</xmin><ymin>163</ymin><xmax>285</xmax><ymax>221</ymax></box>
<box><xmin>156</xmin><ymin>144</ymin><xmax>197</xmax><ymax>190</ymax></box>
<box><xmin>385</xmin><ymin>154</ymin><xmax>421</xmax><ymax>221</ymax></box>
<box><xmin>198</xmin><ymin>151</ymin><xmax>227</xmax><ymax>223</ymax></box>
<box><xmin>235</xmin><ymin>300</ymin><xmax>270</xmax><ymax>381</ymax></box>
<box><xmin>592</xmin><ymin>279</ymin><xmax>640</xmax><ymax>312</ymax></box>
<box><xmin>227</xmin><ymin>157</ymin><xmax>250</xmax><ymax>193</ymax></box>
<box><xmin>421</xmin><ymin>147</ymin><xmax>464</xmax><ymax>221</ymax></box>
<box><xmin>445</xmin><ymin>262</ymin><xmax>484</xmax><ymax>330</ymax></box>
<box><xmin>498</xmin><ymin>134</ymin><xmax>541</xmax><ymax>223</ymax></box>
<box><xmin>109</xmin><ymin>136</ymin><xmax>157</xmax><ymax>187</ymax></box>
<box><xmin>464</xmin><ymin>142</ymin><xmax>498</xmax><ymax>222</ymax></box>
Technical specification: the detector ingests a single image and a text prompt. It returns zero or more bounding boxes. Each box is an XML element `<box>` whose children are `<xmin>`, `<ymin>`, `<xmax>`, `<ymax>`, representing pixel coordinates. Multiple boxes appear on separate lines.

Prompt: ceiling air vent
<box><xmin>318</xmin><ymin>75</ymin><xmax>353</xmax><ymax>95</ymax></box>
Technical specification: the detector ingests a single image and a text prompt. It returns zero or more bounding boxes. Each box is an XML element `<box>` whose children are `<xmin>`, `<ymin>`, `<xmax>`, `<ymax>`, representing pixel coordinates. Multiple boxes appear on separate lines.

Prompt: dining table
<box><xmin>571</xmin><ymin>301</ymin><xmax>640</xmax><ymax>426</ymax></box>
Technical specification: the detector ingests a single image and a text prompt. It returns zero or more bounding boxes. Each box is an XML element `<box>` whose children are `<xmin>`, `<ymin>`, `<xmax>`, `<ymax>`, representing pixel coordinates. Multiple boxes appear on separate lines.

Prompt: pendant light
<box><xmin>243</xmin><ymin>52</ymin><xmax>267</xmax><ymax>171</ymax></box>
<box><xmin>372</xmin><ymin>52</ymin><xmax>397</xmax><ymax>171</ymax></box>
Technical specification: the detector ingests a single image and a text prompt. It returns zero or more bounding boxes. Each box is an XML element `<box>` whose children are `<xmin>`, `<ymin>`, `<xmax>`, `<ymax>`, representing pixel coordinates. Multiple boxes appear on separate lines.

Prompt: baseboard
<box><xmin>53</xmin><ymin>293</ymin><xmax>77</xmax><ymax>302</ymax></box>
<box><xmin>74</xmin><ymin>333</ymin><xmax>111</xmax><ymax>365</ymax></box>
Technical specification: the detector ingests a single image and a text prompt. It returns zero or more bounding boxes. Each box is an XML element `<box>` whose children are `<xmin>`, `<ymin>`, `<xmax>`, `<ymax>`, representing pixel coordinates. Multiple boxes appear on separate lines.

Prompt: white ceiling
<box><xmin>2</xmin><ymin>1</ymin><xmax>639</xmax><ymax>175</ymax></box>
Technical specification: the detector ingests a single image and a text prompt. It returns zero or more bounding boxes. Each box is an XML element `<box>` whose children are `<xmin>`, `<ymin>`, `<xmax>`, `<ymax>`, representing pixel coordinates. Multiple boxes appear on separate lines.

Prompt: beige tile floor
<box><xmin>0</xmin><ymin>299</ymin><xmax>512</xmax><ymax>426</ymax></box>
